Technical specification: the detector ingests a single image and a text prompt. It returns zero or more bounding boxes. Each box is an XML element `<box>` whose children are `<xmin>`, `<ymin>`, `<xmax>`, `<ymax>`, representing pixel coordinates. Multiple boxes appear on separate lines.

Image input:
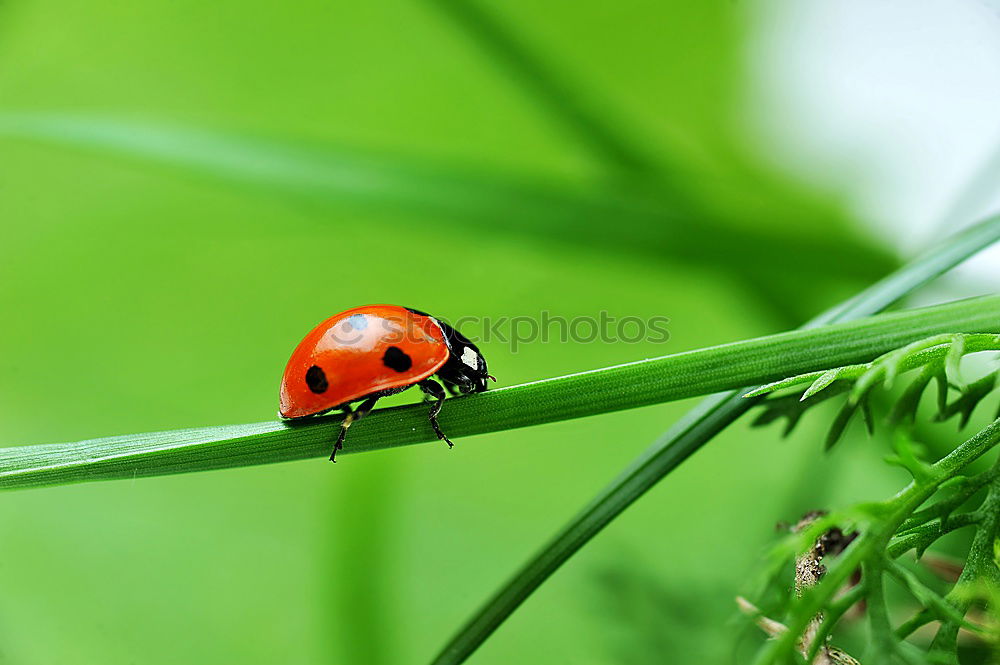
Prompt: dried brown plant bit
<box><xmin>742</xmin><ymin>510</ymin><xmax>862</xmax><ymax>663</ymax></box>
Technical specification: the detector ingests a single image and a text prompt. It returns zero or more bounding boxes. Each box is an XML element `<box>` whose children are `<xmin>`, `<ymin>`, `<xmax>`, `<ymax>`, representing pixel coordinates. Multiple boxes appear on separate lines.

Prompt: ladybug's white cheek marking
<box><xmin>461</xmin><ymin>346</ymin><xmax>479</xmax><ymax>370</ymax></box>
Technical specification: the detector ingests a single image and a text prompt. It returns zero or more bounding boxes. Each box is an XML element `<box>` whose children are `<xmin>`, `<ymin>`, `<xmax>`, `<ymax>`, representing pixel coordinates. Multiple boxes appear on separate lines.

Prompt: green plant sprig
<box><xmin>744</xmin><ymin>333</ymin><xmax>1000</xmax><ymax>661</ymax></box>
<box><xmin>752</xmin><ymin>419</ymin><xmax>1000</xmax><ymax>665</ymax></box>
<box><xmin>745</xmin><ymin>333</ymin><xmax>1000</xmax><ymax>401</ymax></box>
<box><xmin>4</xmin><ymin>296</ymin><xmax>998</xmax><ymax>491</ymax></box>
<box><xmin>897</xmin><ymin>462</ymin><xmax>1000</xmax><ymax>536</ymax></box>
<box><xmin>747</xmin><ymin>332</ymin><xmax>1000</xmax><ymax>450</ymax></box>
<box><xmin>928</xmin><ymin>456</ymin><xmax>1000</xmax><ymax>660</ymax></box>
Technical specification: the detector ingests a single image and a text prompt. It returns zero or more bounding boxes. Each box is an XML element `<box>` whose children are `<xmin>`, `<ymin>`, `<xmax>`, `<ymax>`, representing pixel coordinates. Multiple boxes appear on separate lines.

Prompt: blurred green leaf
<box><xmin>426</xmin><ymin>0</ymin><xmax>660</xmax><ymax>176</ymax></box>
<box><xmin>0</xmin><ymin>113</ymin><xmax>893</xmax><ymax>291</ymax></box>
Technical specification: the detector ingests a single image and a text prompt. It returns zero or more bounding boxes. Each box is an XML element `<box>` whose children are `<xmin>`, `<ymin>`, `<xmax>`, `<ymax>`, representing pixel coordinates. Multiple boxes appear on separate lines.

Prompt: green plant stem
<box><xmin>804</xmin><ymin>583</ymin><xmax>867</xmax><ymax>661</ymax></box>
<box><xmin>890</xmin><ymin>513</ymin><xmax>981</xmax><ymax>560</ymax></box>
<box><xmin>895</xmin><ymin>609</ymin><xmax>935</xmax><ymax>642</ymax></box>
<box><xmin>806</xmin><ymin>579</ymin><xmax>867</xmax><ymax>663</ymax></box>
<box><xmin>430</xmin><ymin>215</ymin><xmax>1000</xmax><ymax>665</ymax></box>
<box><xmin>884</xmin><ymin>559</ymin><xmax>985</xmax><ymax>636</ymax></box>
<box><xmin>863</xmin><ymin>562</ymin><xmax>896</xmax><ymax>662</ymax></box>
<box><xmin>4</xmin><ymin>297</ymin><xmax>998</xmax><ymax>491</ymax></box>
<box><xmin>899</xmin><ymin>466</ymin><xmax>999</xmax><ymax>532</ymax></box>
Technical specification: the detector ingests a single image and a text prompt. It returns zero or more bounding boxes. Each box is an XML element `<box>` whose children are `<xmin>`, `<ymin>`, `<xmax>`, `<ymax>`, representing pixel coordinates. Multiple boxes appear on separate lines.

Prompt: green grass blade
<box><xmin>825</xmin><ymin>215</ymin><xmax>1000</xmax><ymax>322</ymax></box>
<box><xmin>3</xmin><ymin>296</ymin><xmax>998</xmax><ymax>490</ymax></box>
<box><xmin>429</xmin><ymin>215</ymin><xmax>1000</xmax><ymax>665</ymax></box>
<box><xmin>0</xmin><ymin>113</ymin><xmax>892</xmax><ymax>286</ymax></box>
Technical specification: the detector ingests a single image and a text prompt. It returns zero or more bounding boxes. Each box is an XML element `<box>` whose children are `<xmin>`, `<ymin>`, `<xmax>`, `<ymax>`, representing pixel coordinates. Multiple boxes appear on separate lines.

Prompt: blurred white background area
<box><xmin>748</xmin><ymin>0</ymin><xmax>1000</xmax><ymax>285</ymax></box>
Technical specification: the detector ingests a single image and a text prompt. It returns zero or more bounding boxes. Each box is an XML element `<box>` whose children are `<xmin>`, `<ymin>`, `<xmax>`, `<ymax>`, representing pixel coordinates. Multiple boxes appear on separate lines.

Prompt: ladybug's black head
<box><xmin>430</xmin><ymin>316</ymin><xmax>493</xmax><ymax>394</ymax></box>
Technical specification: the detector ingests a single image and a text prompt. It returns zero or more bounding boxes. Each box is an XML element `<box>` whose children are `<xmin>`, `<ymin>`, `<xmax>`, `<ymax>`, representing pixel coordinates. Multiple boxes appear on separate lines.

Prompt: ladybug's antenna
<box><xmin>487</xmin><ymin>374</ymin><xmax>497</xmax><ymax>382</ymax></box>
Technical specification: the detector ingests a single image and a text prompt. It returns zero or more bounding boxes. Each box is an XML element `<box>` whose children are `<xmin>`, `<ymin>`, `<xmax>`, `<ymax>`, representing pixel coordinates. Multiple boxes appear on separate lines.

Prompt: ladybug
<box><xmin>280</xmin><ymin>305</ymin><xmax>494</xmax><ymax>461</ymax></box>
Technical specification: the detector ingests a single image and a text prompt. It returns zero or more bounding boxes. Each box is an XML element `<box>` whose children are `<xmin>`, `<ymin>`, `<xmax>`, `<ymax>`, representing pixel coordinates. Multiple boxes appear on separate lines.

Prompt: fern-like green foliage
<box><xmin>745</xmin><ymin>334</ymin><xmax>1000</xmax><ymax>664</ymax></box>
<box><xmin>749</xmin><ymin>333</ymin><xmax>1000</xmax><ymax>448</ymax></box>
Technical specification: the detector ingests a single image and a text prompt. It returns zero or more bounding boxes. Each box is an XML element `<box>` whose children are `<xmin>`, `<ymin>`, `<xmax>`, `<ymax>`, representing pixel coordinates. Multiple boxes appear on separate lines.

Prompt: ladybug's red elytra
<box><xmin>280</xmin><ymin>305</ymin><xmax>494</xmax><ymax>461</ymax></box>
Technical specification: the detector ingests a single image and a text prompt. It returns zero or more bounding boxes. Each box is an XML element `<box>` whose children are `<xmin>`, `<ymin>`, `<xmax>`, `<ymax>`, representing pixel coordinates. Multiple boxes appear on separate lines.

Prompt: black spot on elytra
<box><xmin>305</xmin><ymin>365</ymin><xmax>328</xmax><ymax>393</ymax></box>
<box><xmin>382</xmin><ymin>346</ymin><xmax>412</xmax><ymax>372</ymax></box>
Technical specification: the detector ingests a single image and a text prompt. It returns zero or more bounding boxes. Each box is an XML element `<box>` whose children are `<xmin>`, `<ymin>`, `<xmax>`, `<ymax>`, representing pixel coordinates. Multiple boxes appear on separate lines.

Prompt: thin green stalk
<box><xmin>895</xmin><ymin>609</ymin><xmax>935</xmax><ymax>642</ymax></box>
<box><xmin>899</xmin><ymin>465</ymin><xmax>998</xmax><ymax>532</ymax></box>
<box><xmin>863</xmin><ymin>562</ymin><xmax>896</xmax><ymax>663</ymax></box>
<box><xmin>884</xmin><ymin>559</ymin><xmax>987</xmax><ymax>637</ymax></box>
<box><xmin>804</xmin><ymin>583</ymin><xmax>867</xmax><ymax>661</ymax></box>
<box><xmin>430</xmin><ymin>214</ymin><xmax>1000</xmax><ymax>665</ymax></box>
<box><xmin>889</xmin><ymin>513</ymin><xmax>981</xmax><ymax>561</ymax></box>
<box><xmin>4</xmin><ymin>296</ymin><xmax>998</xmax><ymax>491</ymax></box>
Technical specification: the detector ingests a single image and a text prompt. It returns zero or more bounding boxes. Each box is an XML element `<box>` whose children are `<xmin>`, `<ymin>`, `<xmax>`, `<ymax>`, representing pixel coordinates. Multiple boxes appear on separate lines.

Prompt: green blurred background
<box><xmin>1</xmin><ymin>1</ymin><xmax>997</xmax><ymax>663</ymax></box>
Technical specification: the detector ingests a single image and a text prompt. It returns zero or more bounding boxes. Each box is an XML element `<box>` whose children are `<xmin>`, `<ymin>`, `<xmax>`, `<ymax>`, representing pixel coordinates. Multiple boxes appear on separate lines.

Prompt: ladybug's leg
<box><xmin>330</xmin><ymin>396</ymin><xmax>380</xmax><ymax>462</ymax></box>
<box><xmin>417</xmin><ymin>379</ymin><xmax>454</xmax><ymax>448</ymax></box>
